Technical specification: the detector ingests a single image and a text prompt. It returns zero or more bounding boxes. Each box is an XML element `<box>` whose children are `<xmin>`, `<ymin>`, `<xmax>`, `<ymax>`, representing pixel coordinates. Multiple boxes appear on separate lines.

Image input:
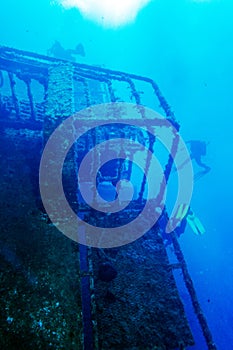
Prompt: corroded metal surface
<box><xmin>0</xmin><ymin>45</ymin><xmax>208</xmax><ymax>349</ymax></box>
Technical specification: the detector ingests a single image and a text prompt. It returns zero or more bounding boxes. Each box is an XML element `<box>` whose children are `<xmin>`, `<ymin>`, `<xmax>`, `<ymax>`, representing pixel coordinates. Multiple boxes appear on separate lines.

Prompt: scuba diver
<box><xmin>187</xmin><ymin>140</ymin><xmax>211</xmax><ymax>172</ymax></box>
<box><xmin>187</xmin><ymin>140</ymin><xmax>211</xmax><ymax>181</ymax></box>
<box><xmin>160</xmin><ymin>141</ymin><xmax>209</xmax><ymax>245</ymax></box>
<box><xmin>175</xmin><ymin>139</ymin><xmax>211</xmax><ymax>181</ymax></box>
<box><xmin>47</xmin><ymin>41</ymin><xmax>85</xmax><ymax>61</ymax></box>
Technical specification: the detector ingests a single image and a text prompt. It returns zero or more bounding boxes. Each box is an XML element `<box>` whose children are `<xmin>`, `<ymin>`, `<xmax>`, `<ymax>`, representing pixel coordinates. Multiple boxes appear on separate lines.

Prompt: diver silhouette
<box><xmin>175</xmin><ymin>140</ymin><xmax>211</xmax><ymax>181</ymax></box>
<box><xmin>47</xmin><ymin>41</ymin><xmax>85</xmax><ymax>62</ymax></box>
<box><xmin>187</xmin><ymin>140</ymin><xmax>211</xmax><ymax>172</ymax></box>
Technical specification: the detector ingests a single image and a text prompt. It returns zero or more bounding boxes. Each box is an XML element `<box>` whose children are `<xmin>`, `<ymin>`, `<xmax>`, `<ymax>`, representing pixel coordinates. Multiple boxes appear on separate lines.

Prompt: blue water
<box><xmin>1</xmin><ymin>0</ymin><xmax>233</xmax><ymax>348</ymax></box>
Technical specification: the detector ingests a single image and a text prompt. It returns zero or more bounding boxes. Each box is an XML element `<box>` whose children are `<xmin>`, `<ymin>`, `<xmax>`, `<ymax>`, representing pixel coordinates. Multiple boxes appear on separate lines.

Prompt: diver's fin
<box><xmin>176</xmin><ymin>204</ymin><xmax>190</xmax><ymax>221</ymax></box>
<box><xmin>167</xmin><ymin>204</ymin><xmax>190</xmax><ymax>233</ymax></box>
<box><xmin>170</xmin><ymin>204</ymin><xmax>206</xmax><ymax>236</ymax></box>
<box><xmin>186</xmin><ymin>211</ymin><xmax>205</xmax><ymax>235</ymax></box>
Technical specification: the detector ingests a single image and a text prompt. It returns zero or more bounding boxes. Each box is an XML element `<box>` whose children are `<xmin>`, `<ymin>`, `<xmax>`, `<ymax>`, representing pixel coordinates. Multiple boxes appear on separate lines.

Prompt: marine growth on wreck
<box><xmin>0</xmin><ymin>46</ymin><xmax>217</xmax><ymax>350</ymax></box>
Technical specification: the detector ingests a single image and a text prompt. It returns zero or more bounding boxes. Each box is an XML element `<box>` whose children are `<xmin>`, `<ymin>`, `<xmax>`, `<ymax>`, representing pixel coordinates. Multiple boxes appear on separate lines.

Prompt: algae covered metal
<box><xmin>0</xmin><ymin>46</ymin><xmax>216</xmax><ymax>349</ymax></box>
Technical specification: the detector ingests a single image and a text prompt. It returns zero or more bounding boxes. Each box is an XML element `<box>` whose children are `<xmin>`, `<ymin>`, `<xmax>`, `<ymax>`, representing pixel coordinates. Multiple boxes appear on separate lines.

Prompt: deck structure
<box><xmin>0</xmin><ymin>46</ymin><xmax>216</xmax><ymax>350</ymax></box>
